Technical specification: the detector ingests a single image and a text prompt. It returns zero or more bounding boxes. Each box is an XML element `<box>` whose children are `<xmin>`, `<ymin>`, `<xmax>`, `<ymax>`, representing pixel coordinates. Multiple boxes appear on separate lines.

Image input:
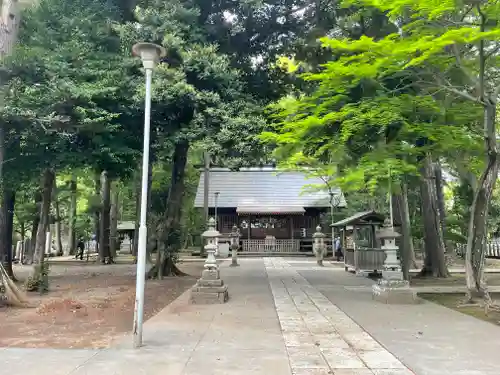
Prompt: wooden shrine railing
<box><xmin>241</xmin><ymin>239</ymin><xmax>301</xmax><ymax>253</ymax></box>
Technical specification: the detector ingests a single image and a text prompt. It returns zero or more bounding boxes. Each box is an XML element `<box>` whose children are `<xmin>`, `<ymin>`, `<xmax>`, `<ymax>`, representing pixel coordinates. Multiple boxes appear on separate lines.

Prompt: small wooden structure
<box><xmin>332</xmin><ymin>211</ymin><xmax>387</xmax><ymax>274</ymax></box>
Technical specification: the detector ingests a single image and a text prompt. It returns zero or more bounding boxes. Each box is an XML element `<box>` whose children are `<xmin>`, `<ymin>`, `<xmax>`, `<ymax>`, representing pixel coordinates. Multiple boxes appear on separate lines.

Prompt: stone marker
<box><xmin>372</xmin><ymin>218</ymin><xmax>418</xmax><ymax>304</ymax></box>
<box><xmin>45</xmin><ymin>231</ymin><xmax>52</xmax><ymax>256</ymax></box>
<box><xmin>190</xmin><ymin>217</ymin><xmax>229</xmax><ymax>304</ymax></box>
<box><xmin>229</xmin><ymin>225</ymin><xmax>240</xmax><ymax>267</ymax></box>
<box><xmin>15</xmin><ymin>241</ymin><xmax>22</xmax><ymax>262</ymax></box>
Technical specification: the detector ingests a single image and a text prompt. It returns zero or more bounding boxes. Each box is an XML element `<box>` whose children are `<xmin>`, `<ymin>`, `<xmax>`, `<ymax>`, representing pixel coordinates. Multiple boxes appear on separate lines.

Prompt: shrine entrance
<box><xmin>245</xmin><ymin>216</ymin><xmax>290</xmax><ymax>239</ymax></box>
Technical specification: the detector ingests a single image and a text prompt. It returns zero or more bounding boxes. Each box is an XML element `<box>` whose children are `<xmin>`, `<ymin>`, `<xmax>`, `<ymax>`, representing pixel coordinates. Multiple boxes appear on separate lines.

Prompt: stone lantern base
<box><xmin>372</xmin><ymin>271</ymin><xmax>418</xmax><ymax>304</ymax></box>
<box><xmin>190</xmin><ymin>269</ymin><xmax>229</xmax><ymax>304</ymax></box>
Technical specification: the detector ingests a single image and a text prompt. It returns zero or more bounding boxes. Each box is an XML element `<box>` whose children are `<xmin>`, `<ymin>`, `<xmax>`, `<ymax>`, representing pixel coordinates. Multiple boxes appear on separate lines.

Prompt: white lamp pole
<box><xmin>214</xmin><ymin>191</ymin><xmax>220</xmax><ymax>230</ymax></box>
<box><xmin>329</xmin><ymin>192</ymin><xmax>335</xmax><ymax>242</ymax></box>
<box><xmin>131</xmin><ymin>42</ymin><xmax>166</xmax><ymax>349</ymax></box>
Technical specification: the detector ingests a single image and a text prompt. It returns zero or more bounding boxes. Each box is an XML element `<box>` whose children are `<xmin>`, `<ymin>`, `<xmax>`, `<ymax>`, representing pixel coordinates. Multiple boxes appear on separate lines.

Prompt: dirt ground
<box><xmin>0</xmin><ymin>261</ymin><xmax>205</xmax><ymax>349</ymax></box>
<box><xmin>420</xmin><ymin>293</ymin><xmax>500</xmax><ymax>326</ymax></box>
<box><xmin>412</xmin><ymin>259</ymin><xmax>500</xmax><ymax>326</ymax></box>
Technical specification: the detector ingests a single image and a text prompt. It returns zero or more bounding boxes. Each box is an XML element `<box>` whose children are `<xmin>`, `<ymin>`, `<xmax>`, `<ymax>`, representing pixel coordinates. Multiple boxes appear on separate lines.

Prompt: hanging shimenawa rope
<box><xmin>0</xmin><ymin>263</ymin><xmax>31</xmax><ymax>307</ymax></box>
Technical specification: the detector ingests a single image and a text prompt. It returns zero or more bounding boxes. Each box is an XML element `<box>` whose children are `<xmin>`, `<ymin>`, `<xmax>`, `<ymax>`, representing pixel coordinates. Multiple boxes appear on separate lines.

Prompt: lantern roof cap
<box><xmin>229</xmin><ymin>225</ymin><xmax>240</xmax><ymax>237</ymax></box>
<box><xmin>202</xmin><ymin>217</ymin><xmax>220</xmax><ymax>238</ymax></box>
<box><xmin>376</xmin><ymin>218</ymin><xmax>400</xmax><ymax>239</ymax></box>
<box><xmin>313</xmin><ymin>225</ymin><xmax>326</xmax><ymax>238</ymax></box>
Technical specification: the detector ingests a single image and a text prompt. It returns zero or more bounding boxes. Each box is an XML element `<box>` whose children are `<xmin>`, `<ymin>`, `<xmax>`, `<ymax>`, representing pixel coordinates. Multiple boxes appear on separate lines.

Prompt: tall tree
<box><xmin>0</xmin><ymin>0</ymin><xmax>22</xmax><ymax>278</ymax></box>
<box><xmin>66</xmin><ymin>172</ymin><xmax>78</xmax><ymax>255</ymax></box>
<box><xmin>118</xmin><ymin>0</ymin><xmax>268</xmax><ymax>276</ymax></box>
<box><xmin>2</xmin><ymin>0</ymin><xmax>143</xmax><ymax>280</ymax></box>
<box><xmin>266</xmin><ymin>0</ymin><xmax>499</xmax><ymax>292</ymax></box>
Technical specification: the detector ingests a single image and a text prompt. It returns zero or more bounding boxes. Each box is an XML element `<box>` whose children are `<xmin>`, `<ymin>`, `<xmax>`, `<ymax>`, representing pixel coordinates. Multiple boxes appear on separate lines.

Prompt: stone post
<box><xmin>190</xmin><ymin>217</ymin><xmax>229</xmax><ymax>304</ymax></box>
<box><xmin>15</xmin><ymin>241</ymin><xmax>21</xmax><ymax>262</ymax></box>
<box><xmin>372</xmin><ymin>219</ymin><xmax>417</xmax><ymax>304</ymax></box>
<box><xmin>313</xmin><ymin>225</ymin><xmax>326</xmax><ymax>266</ymax></box>
<box><xmin>229</xmin><ymin>225</ymin><xmax>240</xmax><ymax>267</ymax></box>
<box><xmin>45</xmin><ymin>232</ymin><xmax>52</xmax><ymax>256</ymax></box>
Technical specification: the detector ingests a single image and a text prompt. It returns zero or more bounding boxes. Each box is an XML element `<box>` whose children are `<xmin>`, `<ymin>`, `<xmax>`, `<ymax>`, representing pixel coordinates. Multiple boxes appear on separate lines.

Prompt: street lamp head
<box><xmin>132</xmin><ymin>42</ymin><xmax>166</xmax><ymax>70</ymax></box>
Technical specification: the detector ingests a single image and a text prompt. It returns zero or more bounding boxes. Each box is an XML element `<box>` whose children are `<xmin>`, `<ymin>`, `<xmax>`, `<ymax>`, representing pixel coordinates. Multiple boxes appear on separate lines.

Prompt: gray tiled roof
<box><xmin>193</xmin><ymin>168</ymin><xmax>346</xmax><ymax>209</ymax></box>
<box><xmin>331</xmin><ymin>211</ymin><xmax>385</xmax><ymax>227</ymax></box>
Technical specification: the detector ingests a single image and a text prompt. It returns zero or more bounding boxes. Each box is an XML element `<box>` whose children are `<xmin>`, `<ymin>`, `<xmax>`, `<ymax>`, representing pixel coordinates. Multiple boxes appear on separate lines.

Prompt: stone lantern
<box><xmin>190</xmin><ymin>217</ymin><xmax>229</xmax><ymax>304</ymax></box>
<box><xmin>313</xmin><ymin>225</ymin><xmax>326</xmax><ymax>266</ymax></box>
<box><xmin>229</xmin><ymin>225</ymin><xmax>240</xmax><ymax>267</ymax></box>
<box><xmin>202</xmin><ymin>217</ymin><xmax>220</xmax><ymax>270</ymax></box>
<box><xmin>372</xmin><ymin>218</ymin><xmax>417</xmax><ymax>304</ymax></box>
<box><xmin>376</xmin><ymin>218</ymin><xmax>401</xmax><ymax>273</ymax></box>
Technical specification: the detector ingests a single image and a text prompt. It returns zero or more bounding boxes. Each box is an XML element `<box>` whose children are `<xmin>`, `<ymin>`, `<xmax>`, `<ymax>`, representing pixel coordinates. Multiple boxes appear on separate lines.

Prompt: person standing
<box><xmin>76</xmin><ymin>237</ymin><xmax>85</xmax><ymax>260</ymax></box>
<box><xmin>334</xmin><ymin>236</ymin><xmax>343</xmax><ymax>261</ymax></box>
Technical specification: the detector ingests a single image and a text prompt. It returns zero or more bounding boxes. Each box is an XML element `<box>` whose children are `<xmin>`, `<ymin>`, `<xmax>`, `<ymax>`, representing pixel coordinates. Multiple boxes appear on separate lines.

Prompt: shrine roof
<box><xmin>331</xmin><ymin>211</ymin><xmax>386</xmax><ymax>227</ymax></box>
<box><xmin>193</xmin><ymin>168</ymin><xmax>346</xmax><ymax>209</ymax></box>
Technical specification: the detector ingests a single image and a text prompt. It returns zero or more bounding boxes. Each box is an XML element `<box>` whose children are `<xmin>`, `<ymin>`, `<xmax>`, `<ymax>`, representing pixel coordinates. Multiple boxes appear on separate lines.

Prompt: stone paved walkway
<box><xmin>265</xmin><ymin>257</ymin><xmax>413</xmax><ymax>375</ymax></box>
<box><xmin>297</xmin><ymin>261</ymin><xmax>500</xmax><ymax>375</ymax></box>
<box><xmin>2</xmin><ymin>257</ymin><xmax>500</xmax><ymax>374</ymax></box>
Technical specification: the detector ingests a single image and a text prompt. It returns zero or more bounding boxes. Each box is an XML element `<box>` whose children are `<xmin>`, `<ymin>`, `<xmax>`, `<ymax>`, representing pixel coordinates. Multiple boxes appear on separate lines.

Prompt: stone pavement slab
<box><xmin>264</xmin><ymin>258</ymin><xmax>414</xmax><ymax>375</ymax></box>
<box><xmin>298</xmin><ymin>264</ymin><xmax>500</xmax><ymax>375</ymax></box>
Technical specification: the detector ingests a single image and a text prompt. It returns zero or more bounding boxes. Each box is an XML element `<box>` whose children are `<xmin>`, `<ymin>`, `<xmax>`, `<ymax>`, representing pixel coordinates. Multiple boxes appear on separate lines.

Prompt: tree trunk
<box><xmin>110</xmin><ymin>181</ymin><xmax>119</xmax><ymax>259</ymax></box>
<box><xmin>66</xmin><ymin>173</ymin><xmax>77</xmax><ymax>256</ymax></box>
<box><xmin>465</xmin><ymin>104</ymin><xmax>499</xmax><ymax>303</ymax></box>
<box><xmin>0</xmin><ymin>124</ymin><xmax>7</xmax><ymax>275</ymax></box>
<box><xmin>433</xmin><ymin>161</ymin><xmax>451</xmax><ymax>254</ymax></box>
<box><xmin>33</xmin><ymin>169</ymin><xmax>55</xmax><ymax>265</ymax></box>
<box><xmin>99</xmin><ymin>170</ymin><xmax>112</xmax><ymax>263</ymax></box>
<box><xmin>0</xmin><ymin>0</ymin><xmax>21</xmax><ymax>280</ymax></box>
<box><xmin>418</xmin><ymin>153</ymin><xmax>448</xmax><ymax>277</ymax></box>
<box><xmin>94</xmin><ymin>172</ymin><xmax>101</xmax><ymax>255</ymax></box>
<box><xmin>1</xmin><ymin>189</ymin><xmax>15</xmax><ymax>278</ymax></box>
<box><xmin>392</xmin><ymin>182</ymin><xmax>417</xmax><ymax>281</ymax></box>
<box><xmin>53</xmin><ymin>181</ymin><xmax>63</xmax><ymax>256</ymax></box>
<box><xmin>0</xmin><ymin>125</ymin><xmax>12</xmax><ymax>278</ymax></box>
<box><xmin>0</xmin><ymin>126</ymin><xmax>16</xmax><ymax>277</ymax></box>
<box><xmin>24</xmin><ymin>190</ymin><xmax>42</xmax><ymax>264</ymax></box>
<box><xmin>149</xmin><ymin>141</ymin><xmax>190</xmax><ymax>279</ymax></box>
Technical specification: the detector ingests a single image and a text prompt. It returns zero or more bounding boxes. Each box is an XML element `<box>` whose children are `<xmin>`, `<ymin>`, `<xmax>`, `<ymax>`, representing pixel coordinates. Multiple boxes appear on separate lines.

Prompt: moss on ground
<box><xmin>411</xmin><ymin>274</ymin><xmax>500</xmax><ymax>287</ymax></box>
<box><xmin>420</xmin><ymin>292</ymin><xmax>500</xmax><ymax>326</ymax></box>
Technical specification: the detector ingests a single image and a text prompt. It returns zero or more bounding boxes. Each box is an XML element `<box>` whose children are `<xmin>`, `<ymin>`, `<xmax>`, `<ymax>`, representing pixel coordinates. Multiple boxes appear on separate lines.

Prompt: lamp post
<box><xmin>131</xmin><ymin>42</ymin><xmax>166</xmax><ymax>349</ymax></box>
<box><xmin>214</xmin><ymin>191</ymin><xmax>220</xmax><ymax>230</ymax></box>
<box><xmin>329</xmin><ymin>192</ymin><xmax>340</xmax><ymax>254</ymax></box>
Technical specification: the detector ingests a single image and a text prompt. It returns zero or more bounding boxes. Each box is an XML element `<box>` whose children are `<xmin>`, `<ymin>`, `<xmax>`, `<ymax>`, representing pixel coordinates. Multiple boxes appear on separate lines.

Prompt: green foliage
<box><xmin>3</xmin><ymin>0</ymin><xmax>140</xmax><ymax>185</ymax></box>
<box><xmin>263</xmin><ymin>0</ymin><xmax>499</xmax><ymax>199</ymax></box>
